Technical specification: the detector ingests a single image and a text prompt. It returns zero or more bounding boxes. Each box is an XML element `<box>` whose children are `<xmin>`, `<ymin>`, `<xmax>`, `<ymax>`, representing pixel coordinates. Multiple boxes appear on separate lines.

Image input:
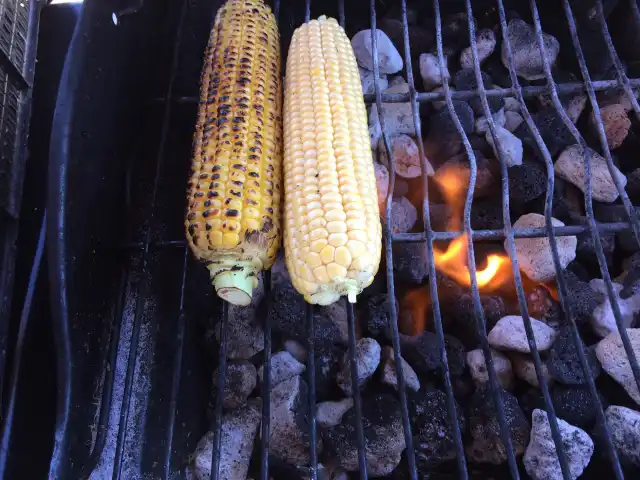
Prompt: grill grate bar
<box><xmin>474</xmin><ymin>1</ymin><xmax>573</xmax><ymax>477</ymax></box>
<box><xmin>433</xmin><ymin>1</ymin><xmax>522</xmax><ymax>478</ymax></box>
<box><xmin>346</xmin><ymin>301</ymin><xmax>368</xmax><ymax>479</ymax></box>
<box><xmin>260</xmin><ymin>271</ymin><xmax>273</xmax><ymax>480</ymax></box>
<box><xmin>306</xmin><ymin>303</ymin><xmax>318</xmax><ymax>480</ymax></box>
<box><xmin>209</xmin><ymin>301</ymin><xmax>229</xmax><ymax>480</ymax></box>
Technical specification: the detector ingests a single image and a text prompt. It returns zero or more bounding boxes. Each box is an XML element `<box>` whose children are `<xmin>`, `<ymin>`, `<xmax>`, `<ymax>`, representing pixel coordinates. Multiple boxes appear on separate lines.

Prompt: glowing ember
<box><xmin>433</xmin><ymin>166</ymin><xmax>512</xmax><ymax>292</ymax></box>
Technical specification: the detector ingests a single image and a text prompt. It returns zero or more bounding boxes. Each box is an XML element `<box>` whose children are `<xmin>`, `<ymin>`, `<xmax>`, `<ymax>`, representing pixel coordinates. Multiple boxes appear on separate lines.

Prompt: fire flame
<box><xmin>433</xmin><ymin>166</ymin><xmax>511</xmax><ymax>292</ymax></box>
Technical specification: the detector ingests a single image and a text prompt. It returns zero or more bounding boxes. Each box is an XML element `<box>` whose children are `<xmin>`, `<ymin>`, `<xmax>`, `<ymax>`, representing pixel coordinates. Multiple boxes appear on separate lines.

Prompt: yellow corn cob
<box><xmin>283</xmin><ymin>16</ymin><xmax>382</xmax><ymax>306</ymax></box>
<box><xmin>186</xmin><ymin>0</ymin><xmax>282</xmax><ymax>306</ymax></box>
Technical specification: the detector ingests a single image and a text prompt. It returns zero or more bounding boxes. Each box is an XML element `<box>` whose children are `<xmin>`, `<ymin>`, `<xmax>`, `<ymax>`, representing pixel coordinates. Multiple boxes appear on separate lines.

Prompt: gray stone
<box><xmin>419</xmin><ymin>52</ymin><xmax>449</xmax><ymax>90</ymax></box>
<box><xmin>359</xmin><ymin>67</ymin><xmax>388</xmax><ymax>95</ymax></box>
<box><xmin>488</xmin><ymin>315</ymin><xmax>556</xmax><ymax>353</ymax></box>
<box><xmin>380</xmin><ymin>346</ymin><xmax>420</xmax><ymax>391</ymax></box>
<box><xmin>258</xmin><ymin>350</ymin><xmax>305</xmax><ymax>386</ymax></box>
<box><xmin>379</xmin><ymin>134</ymin><xmax>433</xmax><ymax>179</ymax></box>
<box><xmin>504</xmin><ymin>96</ymin><xmax>520</xmax><ymax>112</ymax></box>
<box><xmin>317</xmin><ymin>398</ymin><xmax>354</xmax><ymax>428</ymax></box>
<box><xmin>337</xmin><ymin>338</ymin><xmax>381</xmax><ymax>394</ymax></box>
<box><xmin>284</xmin><ymin>339</ymin><xmax>308</xmax><ymax>363</ymax></box>
<box><xmin>387</xmin><ymin>75</ymin><xmax>406</xmax><ymax>88</ymax></box>
<box><xmin>467</xmin><ymin>348</ymin><xmax>514</xmax><ymax>390</ymax></box>
<box><xmin>504</xmin><ymin>110</ymin><xmax>524</xmax><ymax>132</ymax></box>
<box><xmin>596</xmin><ymin>328</ymin><xmax>640</xmax><ymax>405</ymax></box>
<box><xmin>475</xmin><ymin>108</ymin><xmax>506</xmax><ymax>135</ymax></box>
<box><xmin>486</xmin><ymin>125</ymin><xmax>523</xmax><ymax>167</ymax></box>
<box><xmin>509</xmin><ymin>214</ymin><xmax>577</xmax><ymax>283</ymax></box>
<box><xmin>461</xmin><ymin>29</ymin><xmax>497</xmax><ymax>70</ymax></box>
<box><xmin>212</xmin><ymin>361</ymin><xmax>257</xmax><ymax>410</ymax></box>
<box><xmin>524</xmin><ymin>409</ymin><xmax>593</xmax><ymax>480</ymax></box>
<box><xmin>270</xmin><ymin>375</ymin><xmax>320</xmax><ymax>465</ymax></box>
<box><xmin>605</xmin><ymin>405</ymin><xmax>640</xmax><ymax>467</ymax></box>
<box><xmin>590</xmin><ymin>279</ymin><xmax>640</xmax><ymax>338</ymax></box>
<box><xmin>192</xmin><ymin>400</ymin><xmax>262</xmax><ymax>480</ymax></box>
<box><xmin>387</xmin><ymin>196</ymin><xmax>417</xmax><ymax>234</ymax></box>
<box><xmin>221</xmin><ymin>275</ymin><xmax>265</xmax><ymax>359</ymax></box>
<box><xmin>352</xmin><ymin>29</ymin><xmax>403</xmax><ymax>74</ymax></box>
<box><xmin>512</xmin><ymin>354</ymin><xmax>551</xmax><ymax>388</ymax></box>
<box><xmin>369</xmin><ymin>83</ymin><xmax>417</xmax><ymax>149</ymax></box>
<box><xmin>555</xmin><ymin>144</ymin><xmax>627</xmax><ymax>203</ymax></box>
<box><xmin>502</xmin><ymin>19</ymin><xmax>559</xmax><ymax>81</ymax></box>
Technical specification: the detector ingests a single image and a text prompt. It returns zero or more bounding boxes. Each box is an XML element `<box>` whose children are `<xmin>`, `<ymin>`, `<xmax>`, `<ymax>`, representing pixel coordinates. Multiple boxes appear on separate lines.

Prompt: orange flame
<box><xmin>433</xmin><ymin>166</ymin><xmax>512</xmax><ymax>292</ymax></box>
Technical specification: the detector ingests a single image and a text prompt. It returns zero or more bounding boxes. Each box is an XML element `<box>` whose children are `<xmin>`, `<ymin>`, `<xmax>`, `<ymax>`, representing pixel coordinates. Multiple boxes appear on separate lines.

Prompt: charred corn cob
<box><xmin>186</xmin><ymin>0</ymin><xmax>282</xmax><ymax>306</ymax></box>
<box><xmin>283</xmin><ymin>16</ymin><xmax>382</xmax><ymax>306</ymax></box>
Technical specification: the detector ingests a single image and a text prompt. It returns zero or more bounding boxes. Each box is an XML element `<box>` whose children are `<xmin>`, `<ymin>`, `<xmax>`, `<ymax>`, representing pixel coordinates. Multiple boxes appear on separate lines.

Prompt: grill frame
<box><xmin>37</xmin><ymin>0</ymin><xmax>640</xmax><ymax>479</ymax></box>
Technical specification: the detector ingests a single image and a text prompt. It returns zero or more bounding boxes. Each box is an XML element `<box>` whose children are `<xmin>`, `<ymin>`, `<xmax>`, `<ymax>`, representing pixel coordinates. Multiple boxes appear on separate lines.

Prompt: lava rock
<box><xmin>363</xmin><ymin>293</ymin><xmax>395</xmax><ymax>339</ymax></box>
<box><xmin>410</xmin><ymin>388</ymin><xmax>466</xmax><ymax>466</ymax></box>
<box><xmin>379</xmin><ymin>134</ymin><xmax>433</xmax><ymax>179</ymax></box>
<box><xmin>555</xmin><ymin>145</ymin><xmax>627</xmax><ymax>203</ymax></box>
<box><xmin>596</xmin><ymin>328</ymin><xmax>640</xmax><ymax>405</ymax></box>
<box><xmin>316</xmin><ymin>398</ymin><xmax>354</xmax><ymax>428</ymax></box>
<box><xmin>547</xmin><ymin>327</ymin><xmax>600</xmax><ymax>386</ymax></box>
<box><xmin>488</xmin><ymin>315</ymin><xmax>557</xmax><ymax>353</ymax></box>
<box><xmin>337</xmin><ymin>338</ymin><xmax>381</xmax><ymax>394</ymax></box>
<box><xmin>267</xmin><ymin>282</ymin><xmax>348</xmax><ymax>345</ymax></box>
<box><xmin>470</xmin><ymin>198</ymin><xmax>504</xmax><ymax>230</ymax></box>
<box><xmin>466</xmin><ymin>387</ymin><xmax>530</xmax><ymax>464</ymax></box>
<box><xmin>593</xmin><ymin>204</ymin><xmax>640</xmax><ymax>252</ymax></box>
<box><xmin>590</xmin><ymin>279</ymin><xmax>640</xmax><ymax>338</ymax></box>
<box><xmin>510</xmin><ymin>213</ymin><xmax>577</xmax><ymax>283</ymax></box>
<box><xmin>314</xmin><ymin>344</ymin><xmax>344</xmax><ymax>402</ymax></box>
<box><xmin>324</xmin><ymin>394</ymin><xmax>405</xmax><ymax>476</ymax></box>
<box><xmin>486</xmin><ymin>125</ymin><xmax>523</xmax><ymax>167</ymax></box>
<box><xmin>562</xmin><ymin>270</ymin><xmax>600</xmax><ymax>324</ymax></box>
<box><xmin>502</xmin><ymin>19</ymin><xmax>560</xmax><ymax>81</ymax></box>
<box><xmin>576</xmin><ymin>229</ymin><xmax>615</xmax><ymax>269</ymax></box>
<box><xmin>515</xmin><ymin>108</ymin><xmax>573</xmax><ymax>158</ymax></box>
<box><xmin>460</xmin><ymin>28</ymin><xmax>497</xmax><ymax>70</ymax></box>
<box><xmin>591</xmin><ymin>103</ymin><xmax>631</xmax><ymax>150</ymax></box>
<box><xmin>551</xmin><ymin>384</ymin><xmax>604</xmax><ymax>429</ymax></box>
<box><xmin>360</xmin><ymin>67</ymin><xmax>388</xmax><ymax>95</ymax></box>
<box><xmin>258</xmin><ymin>350</ymin><xmax>306</xmax><ymax>387</ymax></box>
<box><xmin>419</xmin><ymin>52</ymin><xmax>449</xmax><ymax>91</ymax></box>
<box><xmin>436</xmin><ymin>149</ymin><xmax>496</xmax><ymax>199</ymax></box>
<box><xmin>512</xmin><ymin>353</ymin><xmax>551</xmax><ymax>388</ymax></box>
<box><xmin>351</xmin><ymin>29</ymin><xmax>403</xmax><ymax>74</ymax></box>
<box><xmin>424</xmin><ymin>101</ymin><xmax>475</xmax><ymax>163</ymax></box>
<box><xmin>508</xmin><ymin>158</ymin><xmax>547</xmax><ymax>208</ymax></box>
<box><xmin>284</xmin><ymin>339</ymin><xmax>307</xmax><ymax>363</ymax></box>
<box><xmin>467</xmin><ymin>348</ymin><xmax>514</xmax><ymax>390</ymax></box>
<box><xmin>445</xmin><ymin>335</ymin><xmax>467</xmax><ymax>377</ymax></box>
<box><xmin>401</xmin><ymin>331</ymin><xmax>441</xmax><ymax>375</ymax></box>
<box><xmin>475</xmin><ymin>107</ymin><xmax>506</xmax><ymax>135</ymax></box>
<box><xmin>378</xmin><ymin>18</ymin><xmax>433</xmax><ymax>63</ymax></box>
<box><xmin>453</xmin><ymin>68</ymin><xmax>504</xmax><ymax>115</ymax></box>
<box><xmin>605</xmin><ymin>405</ymin><xmax>640</xmax><ymax>467</ymax></box>
<box><xmin>222</xmin><ymin>275</ymin><xmax>265</xmax><ymax>359</ymax></box>
<box><xmin>270</xmin><ymin>375</ymin><xmax>318</xmax><ymax>465</ymax></box>
<box><xmin>526</xmin><ymin>285</ymin><xmax>564</xmax><ymax>330</ymax></box>
<box><xmin>192</xmin><ymin>400</ymin><xmax>262</xmax><ymax>480</ymax></box>
<box><xmin>381</xmin><ymin>346</ymin><xmax>420</xmax><ymax>391</ymax></box>
<box><xmin>374</xmin><ymin>162</ymin><xmax>389</xmax><ymax>211</ymax></box>
<box><xmin>388</xmin><ymin>196</ymin><xmax>417</xmax><ymax>233</ymax></box>
<box><xmin>444</xmin><ymin>294</ymin><xmax>506</xmax><ymax>349</ymax></box>
<box><xmin>393</xmin><ymin>242</ymin><xmax>429</xmax><ymax>285</ymax></box>
<box><xmin>212</xmin><ymin>361</ymin><xmax>257</xmax><ymax>410</ymax></box>
<box><xmin>524</xmin><ymin>409</ymin><xmax>593</xmax><ymax>480</ymax></box>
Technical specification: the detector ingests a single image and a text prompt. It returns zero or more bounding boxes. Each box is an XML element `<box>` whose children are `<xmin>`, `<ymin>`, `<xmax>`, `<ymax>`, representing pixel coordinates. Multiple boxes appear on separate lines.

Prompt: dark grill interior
<box><xmin>5</xmin><ymin>0</ymin><xmax>640</xmax><ymax>479</ymax></box>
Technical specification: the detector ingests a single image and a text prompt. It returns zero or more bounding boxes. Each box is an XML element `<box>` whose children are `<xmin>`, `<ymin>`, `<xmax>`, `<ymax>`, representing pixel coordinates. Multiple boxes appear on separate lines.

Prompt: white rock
<box><xmin>475</xmin><ymin>108</ymin><xmax>506</xmax><ymax>135</ymax></box>
<box><xmin>504</xmin><ymin>110</ymin><xmax>524</xmax><ymax>132</ymax></box>
<box><xmin>352</xmin><ymin>29</ymin><xmax>403</xmax><ymax>74</ymax></box>
<box><xmin>258</xmin><ymin>350</ymin><xmax>305</xmax><ymax>386</ymax></box>
<box><xmin>337</xmin><ymin>338</ymin><xmax>381</xmax><ymax>394</ymax></box>
<box><xmin>284</xmin><ymin>339</ymin><xmax>307</xmax><ymax>363</ymax></box>
<box><xmin>486</xmin><ymin>125</ymin><xmax>523</xmax><ymax>167</ymax></box>
<box><xmin>510</xmin><ymin>213</ymin><xmax>577</xmax><ymax>283</ymax></box>
<box><xmin>212</xmin><ymin>361</ymin><xmax>257</xmax><ymax>409</ymax></box>
<box><xmin>524</xmin><ymin>409</ymin><xmax>594</xmax><ymax>480</ymax></box>
<box><xmin>488</xmin><ymin>315</ymin><xmax>557</xmax><ymax>353</ymax></box>
<box><xmin>388</xmin><ymin>75</ymin><xmax>406</xmax><ymax>88</ymax></box>
<box><xmin>605</xmin><ymin>405</ymin><xmax>640</xmax><ymax>467</ymax></box>
<box><xmin>360</xmin><ymin>67</ymin><xmax>388</xmax><ymax>95</ymax></box>
<box><xmin>555</xmin><ymin>144</ymin><xmax>627</xmax><ymax>203</ymax></box>
<box><xmin>388</xmin><ymin>196</ymin><xmax>417</xmax><ymax>234</ymax></box>
<box><xmin>467</xmin><ymin>348</ymin><xmax>514</xmax><ymax>390</ymax></box>
<box><xmin>374</xmin><ymin>162</ymin><xmax>390</xmax><ymax>211</ymax></box>
<box><xmin>270</xmin><ymin>375</ymin><xmax>320</xmax><ymax>465</ymax></box>
<box><xmin>369</xmin><ymin>83</ymin><xmax>416</xmax><ymax>149</ymax></box>
<box><xmin>502</xmin><ymin>19</ymin><xmax>560</xmax><ymax>81</ymax></box>
<box><xmin>596</xmin><ymin>328</ymin><xmax>640</xmax><ymax>405</ymax></box>
<box><xmin>504</xmin><ymin>96</ymin><xmax>521</xmax><ymax>112</ymax></box>
<box><xmin>192</xmin><ymin>400</ymin><xmax>262</xmax><ymax>480</ymax></box>
<box><xmin>379</xmin><ymin>134</ymin><xmax>433</xmax><ymax>178</ymax></box>
<box><xmin>316</xmin><ymin>398</ymin><xmax>354</xmax><ymax>428</ymax></box>
<box><xmin>380</xmin><ymin>346</ymin><xmax>420</xmax><ymax>391</ymax></box>
<box><xmin>420</xmin><ymin>53</ymin><xmax>449</xmax><ymax>90</ymax></box>
<box><xmin>511</xmin><ymin>353</ymin><xmax>551</xmax><ymax>387</ymax></box>
<box><xmin>460</xmin><ymin>29</ymin><xmax>497</xmax><ymax>69</ymax></box>
<box><xmin>589</xmin><ymin>279</ymin><xmax>640</xmax><ymax>338</ymax></box>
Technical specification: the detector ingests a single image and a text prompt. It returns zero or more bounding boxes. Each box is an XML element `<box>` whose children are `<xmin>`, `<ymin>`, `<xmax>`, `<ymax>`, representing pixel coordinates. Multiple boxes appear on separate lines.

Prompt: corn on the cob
<box><xmin>186</xmin><ymin>0</ymin><xmax>282</xmax><ymax>306</ymax></box>
<box><xmin>283</xmin><ymin>16</ymin><xmax>382</xmax><ymax>306</ymax></box>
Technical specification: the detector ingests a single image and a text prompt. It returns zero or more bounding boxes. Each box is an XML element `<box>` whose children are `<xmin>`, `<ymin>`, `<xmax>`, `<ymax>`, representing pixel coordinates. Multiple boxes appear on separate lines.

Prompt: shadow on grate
<box><xmin>76</xmin><ymin>0</ymin><xmax>640</xmax><ymax>479</ymax></box>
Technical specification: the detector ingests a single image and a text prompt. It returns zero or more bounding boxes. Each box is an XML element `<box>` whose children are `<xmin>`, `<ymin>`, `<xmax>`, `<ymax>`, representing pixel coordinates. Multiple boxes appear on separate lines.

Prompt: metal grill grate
<box><xmin>80</xmin><ymin>0</ymin><xmax>640</xmax><ymax>479</ymax></box>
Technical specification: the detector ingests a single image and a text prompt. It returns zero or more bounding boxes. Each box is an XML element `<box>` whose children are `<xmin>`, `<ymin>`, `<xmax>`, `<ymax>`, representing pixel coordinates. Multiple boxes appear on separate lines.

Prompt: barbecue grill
<box><xmin>4</xmin><ymin>0</ymin><xmax>640</xmax><ymax>479</ymax></box>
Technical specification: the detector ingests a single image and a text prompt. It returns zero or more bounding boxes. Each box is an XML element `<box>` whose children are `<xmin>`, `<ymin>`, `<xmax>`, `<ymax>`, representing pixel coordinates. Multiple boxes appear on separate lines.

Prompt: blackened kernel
<box><xmin>212</xmin><ymin>174</ymin><xmax>220</xmax><ymax>180</ymax></box>
<box><xmin>230</xmin><ymin>190</ymin><xmax>242</xmax><ymax>197</ymax></box>
<box><xmin>204</xmin><ymin>200</ymin><xmax>212</xmax><ymax>207</ymax></box>
<box><xmin>205</xmin><ymin>223</ymin><xmax>212</xmax><ymax>231</ymax></box>
<box><xmin>203</xmin><ymin>210</ymin><xmax>212</xmax><ymax>218</ymax></box>
<box><xmin>232</xmin><ymin>164</ymin><xmax>246</xmax><ymax>171</ymax></box>
<box><xmin>199</xmin><ymin>173</ymin><xmax>209</xmax><ymax>179</ymax></box>
<box><xmin>225</xmin><ymin>198</ymin><xmax>232</xmax><ymax>205</ymax></box>
<box><xmin>212</xmin><ymin>165</ymin><xmax>221</xmax><ymax>171</ymax></box>
<box><xmin>232</xmin><ymin>180</ymin><xmax>243</xmax><ymax>187</ymax></box>
<box><xmin>195</xmin><ymin>191</ymin><xmax>205</xmax><ymax>198</ymax></box>
<box><xmin>248</xmin><ymin>172</ymin><xmax>259</xmax><ymax>178</ymax></box>
<box><xmin>207</xmin><ymin>191</ymin><xmax>218</xmax><ymax>198</ymax></box>
<box><xmin>226</xmin><ymin>209</ymin><xmax>239</xmax><ymax>217</ymax></box>
<box><xmin>187</xmin><ymin>212</ymin><xmax>196</xmax><ymax>221</ymax></box>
